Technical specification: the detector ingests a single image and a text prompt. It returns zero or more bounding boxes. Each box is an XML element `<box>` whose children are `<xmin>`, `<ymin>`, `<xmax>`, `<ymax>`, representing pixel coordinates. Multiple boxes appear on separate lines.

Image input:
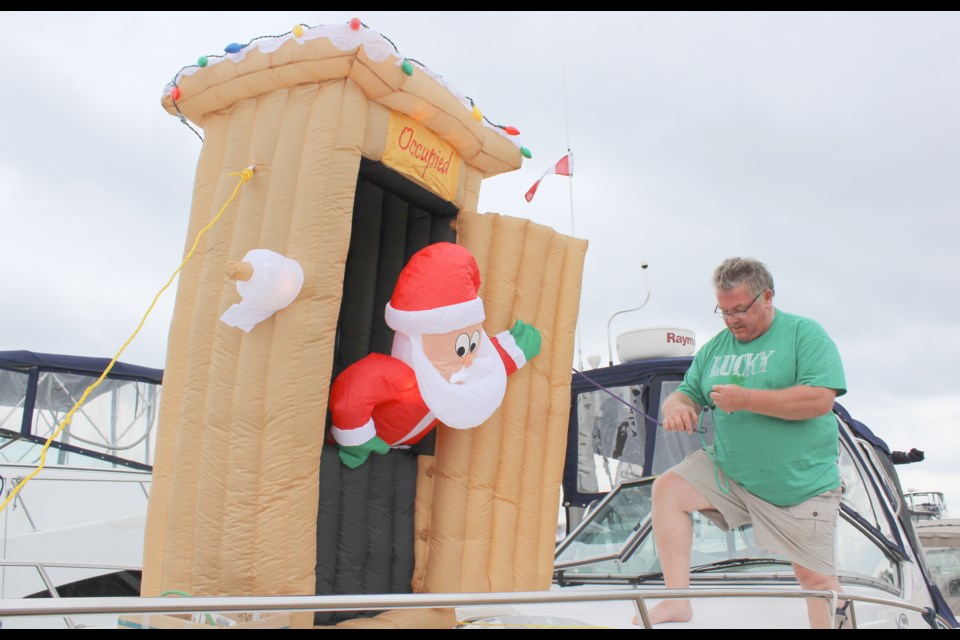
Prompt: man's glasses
<box><xmin>714</xmin><ymin>290</ymin><xmax>765</xmax><ymax>319</ymax></box>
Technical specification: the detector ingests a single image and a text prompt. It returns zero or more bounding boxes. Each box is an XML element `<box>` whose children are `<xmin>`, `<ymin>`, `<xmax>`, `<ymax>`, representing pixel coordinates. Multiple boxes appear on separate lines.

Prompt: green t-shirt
<box><xmin>677</xmin><ymin>309</ymin><xmax>846</xmax><ymax>506</ymax></box>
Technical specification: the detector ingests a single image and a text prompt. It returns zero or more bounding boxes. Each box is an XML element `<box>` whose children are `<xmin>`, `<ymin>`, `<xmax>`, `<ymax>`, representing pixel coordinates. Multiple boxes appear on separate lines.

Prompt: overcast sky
<box><xmin>1</xmin><ymin>11</ymin><xmax>957</xmax><ymax>508</ymax></box>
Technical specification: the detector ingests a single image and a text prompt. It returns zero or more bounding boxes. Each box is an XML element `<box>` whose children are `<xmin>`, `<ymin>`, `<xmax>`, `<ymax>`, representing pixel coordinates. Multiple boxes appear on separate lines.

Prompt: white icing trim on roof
<box><xmin>163</xmin><ymin>23</ymin><xmax>519</xmax><ymax>147</ymax></box>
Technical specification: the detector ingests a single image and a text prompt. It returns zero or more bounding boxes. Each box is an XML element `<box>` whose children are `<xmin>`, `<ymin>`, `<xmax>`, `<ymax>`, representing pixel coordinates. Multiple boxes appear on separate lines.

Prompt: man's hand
<box><xmin>709</xmin><ymin>384</ymin><xmax>751</xmax><ymax>413</ymax></box>
<box><xmin>509</xmin><ymin>319</ymin><xmax>542</xmax><ymax>362</ymax></box>
<box><xmin>337</xmin><ymin>435</ymin><xmax>390</xmax><ymax>469</ymax></box>
<box><xmin>661</xmin><ymin>395</ymin><xmax>701</xmax><ymax>433</ymax></box>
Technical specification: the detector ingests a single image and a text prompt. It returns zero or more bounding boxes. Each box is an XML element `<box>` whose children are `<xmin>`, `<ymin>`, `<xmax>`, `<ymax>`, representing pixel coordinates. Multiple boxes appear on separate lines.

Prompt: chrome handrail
<box><xmin>0</xmin><ymin>561</ymin><xmax>142</xmax><ymax>628</ymax></box>
<box><xmin>0</xmin><ymin>587</ymin><xmax>942</xmax><ymax>628</ymax></box>
<box><xmin>0</xmin><ymin>560</ymin><xmax>141</xmax><ymax>571</ymax></box>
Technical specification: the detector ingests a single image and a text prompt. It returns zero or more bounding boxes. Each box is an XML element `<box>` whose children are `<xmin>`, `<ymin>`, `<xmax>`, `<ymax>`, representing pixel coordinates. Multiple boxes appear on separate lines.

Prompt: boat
<box><xmin>2</xmin><ymin>339</ymin><xmax>956</xmax><ymax>628</ymax></box>
<box><xmin>906</xmin><ymin>491</ymin><xmax>950</xmax><ymax>522</ymax></box>
<box><xmin>915</xmin><ymin>518</ymin><xmax>960</xmax><ymax>616</ymax></box>
<box><xmin>0</xmin><ymin>351</ymin><xmax>159</xmax><ymax>628</ymax></box>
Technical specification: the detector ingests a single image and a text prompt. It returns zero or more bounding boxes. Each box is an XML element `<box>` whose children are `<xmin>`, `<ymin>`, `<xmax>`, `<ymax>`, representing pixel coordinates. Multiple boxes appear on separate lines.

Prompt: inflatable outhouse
<box><xmin>142</xmin><ymin>22</ymin><xmax>587</xmax><ymax>629</ymax></box>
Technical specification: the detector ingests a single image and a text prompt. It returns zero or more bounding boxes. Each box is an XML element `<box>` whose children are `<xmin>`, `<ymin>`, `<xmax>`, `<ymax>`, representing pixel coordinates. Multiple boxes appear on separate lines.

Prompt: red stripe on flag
<box><xmin>524</xmin><ymin>180</ymin><xmax>542</xmax><ymax>203</ymax></box>
<box><xmin>524</xmin><ymin>153</ymin><xmax>573</xmax><ymax>202</ymax></box>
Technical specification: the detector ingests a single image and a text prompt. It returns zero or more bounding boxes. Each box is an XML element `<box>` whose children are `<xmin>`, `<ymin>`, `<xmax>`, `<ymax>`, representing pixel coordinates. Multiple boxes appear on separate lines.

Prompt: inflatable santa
<box><xmin>328</xmin><ymin>242</ymin><xmax>541</xmax><ymax>468</ymax></box>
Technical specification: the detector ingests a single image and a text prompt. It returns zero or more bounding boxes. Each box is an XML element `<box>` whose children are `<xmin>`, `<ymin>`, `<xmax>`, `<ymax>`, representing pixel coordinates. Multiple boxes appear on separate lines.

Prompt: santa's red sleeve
<box><xmin>328</xmin><ymin>353</ymin><xmax>416</xmax><ymax>446</ymax></box>
<box><xmin>490</xmin><ymin>330</ymin><xmax>528</xmax><ymax>377</ymax></box>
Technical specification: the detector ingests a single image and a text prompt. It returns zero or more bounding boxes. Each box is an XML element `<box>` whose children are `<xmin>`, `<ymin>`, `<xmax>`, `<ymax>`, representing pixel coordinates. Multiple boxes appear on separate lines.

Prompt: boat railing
<box><xmin>0</xmin><ymin>560</ymin><xmax>142</xmax><ymax>629</ymax></box>
<box><xmin>0</xmin><ymin>586</ymin><xmax>947</xmax><ymax>629</ymax></box>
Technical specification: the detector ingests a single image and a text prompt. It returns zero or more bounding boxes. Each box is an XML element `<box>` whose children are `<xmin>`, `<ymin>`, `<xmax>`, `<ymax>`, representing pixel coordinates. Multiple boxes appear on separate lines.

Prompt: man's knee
<box><xmin>652</xmin><ymin>472</ymin><xmax>684</xmax><ymax>502</ymax></box>
<box><xmin>793</xmin><ymin>563</ymin><xmax>839</xmax><ymax>590</ymax></box>
<box><xmin>653</xmin><ymin>472</ymin><xmax>712</xmax><ymax>513</ymax></box>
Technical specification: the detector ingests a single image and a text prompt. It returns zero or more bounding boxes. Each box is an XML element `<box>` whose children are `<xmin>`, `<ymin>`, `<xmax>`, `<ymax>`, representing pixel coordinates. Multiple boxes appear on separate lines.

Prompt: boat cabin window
<box><xmin>0</xmin><ymin>370</ymin><xmax>159</xmax><ymax>470</ymax></box>
<box><xmin>575</xmin><ymin>384</ymin><xmax>646</xmax><ymax>494</ymax></box>
<box><xmin>857</xmin><ymin>440</ymin><xmax>903</xmax><ymax>516</ymax></box>
<box><xmin>839</xmin><ymin>440</ymin><xmax>896</xmax><ymax>543</ymax></box>
<box><xmin>836</xmin><ymin>518</ymin><xmax>899</xmax><ymax>589</ymax></box>
<box><xmin>651</xmin><ymin>380</ymin><xmax>715</xmax><ymax>477</ymax></box>
<box><xmin>0</xmin><ymin>369</ymin><xmax>29</xmax><ymax>416</ymax></box>
<box><xmin>572</xmin><ymin>379</ymin><xmax>716</xmax><ymax>496</ymax></box>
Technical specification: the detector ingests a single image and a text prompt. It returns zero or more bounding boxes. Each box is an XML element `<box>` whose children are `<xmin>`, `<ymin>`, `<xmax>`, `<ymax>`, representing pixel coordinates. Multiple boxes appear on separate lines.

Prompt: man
<box><xmin>644</xmin><ymin>257</ymin><xmax>847</xmax><ymax>629</ymax></box>
<box><xmin>328</xmin><ymin>242</ymin><xmax>541</xmax><ymax>468</ymax></box>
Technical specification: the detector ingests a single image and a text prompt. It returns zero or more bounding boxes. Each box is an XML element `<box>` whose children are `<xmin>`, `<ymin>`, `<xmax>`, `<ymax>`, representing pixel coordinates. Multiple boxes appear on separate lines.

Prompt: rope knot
<box><xmin>228</xmin><ymin>166</ymin><xmax>255</xmax><ymax>182</ymax></box>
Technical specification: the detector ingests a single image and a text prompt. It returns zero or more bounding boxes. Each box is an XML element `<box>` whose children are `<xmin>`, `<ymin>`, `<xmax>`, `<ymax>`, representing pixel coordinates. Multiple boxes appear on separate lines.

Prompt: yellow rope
<box><xmin>0</xmin><ymin>167</ymin><xmax>255</xmax><ymax>514</ymax></box>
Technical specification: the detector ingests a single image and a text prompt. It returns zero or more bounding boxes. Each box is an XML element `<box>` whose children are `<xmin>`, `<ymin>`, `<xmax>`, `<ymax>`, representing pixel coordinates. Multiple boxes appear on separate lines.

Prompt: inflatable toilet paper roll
<box><xmin>220</xmin><ymin>249</ymin><xmax>304</xmax><ymax>332</ymax></box>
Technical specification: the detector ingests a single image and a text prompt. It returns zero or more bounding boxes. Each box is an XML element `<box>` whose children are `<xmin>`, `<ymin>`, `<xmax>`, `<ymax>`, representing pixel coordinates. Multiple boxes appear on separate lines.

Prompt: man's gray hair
<box><xmin>712</xmin><ymin>257</ymin><xmax>775</xmax><ymax>297</ymax></box>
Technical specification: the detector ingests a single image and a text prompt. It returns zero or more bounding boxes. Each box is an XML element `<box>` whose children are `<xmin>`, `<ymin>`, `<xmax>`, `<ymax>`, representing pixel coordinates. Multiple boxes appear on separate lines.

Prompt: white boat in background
<box><xmin>0</xmin><ymin>351</ymin><xmax>158</xmax><ymax>628</ymax></box>
<box><xmin>906</xmin><ymin>491</ymin><xmax>950</xmax><ymax>522</ymax></box>
<box><xmin>915</xmin><ymin>518</ymin><xmax>960</xmax><ymax>617</ymax></box>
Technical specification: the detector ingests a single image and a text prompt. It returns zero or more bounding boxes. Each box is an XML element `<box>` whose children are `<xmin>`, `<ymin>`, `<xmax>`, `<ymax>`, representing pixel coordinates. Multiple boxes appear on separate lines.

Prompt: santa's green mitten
<box><xmin>338</xmin><ymin>435</ymin><xmax>391</xmax><ymax>469</ymax></box>
<box><xmin>509</xmin><ymin>319</ymin><xmax>542</xmax><ymax>362</ymax></box>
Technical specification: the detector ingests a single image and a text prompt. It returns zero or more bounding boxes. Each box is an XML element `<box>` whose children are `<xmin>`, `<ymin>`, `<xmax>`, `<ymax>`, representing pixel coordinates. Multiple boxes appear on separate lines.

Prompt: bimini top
<box><xmin>0</xmin><ymin>350</ymin><xmax>162</xmax><ymax>471</ymax></box>
<box><xmin>0</xmin><ymin>350</ymin><xmax>163</xmax><ymax>384</ymax></box>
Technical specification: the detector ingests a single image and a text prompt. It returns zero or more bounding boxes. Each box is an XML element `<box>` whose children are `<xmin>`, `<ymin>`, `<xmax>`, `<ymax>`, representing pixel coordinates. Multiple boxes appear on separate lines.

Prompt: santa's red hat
<box><xmin>385</xmin><ymin>242</ymin><xmax>485</xmax><ymax>336</ymax></box>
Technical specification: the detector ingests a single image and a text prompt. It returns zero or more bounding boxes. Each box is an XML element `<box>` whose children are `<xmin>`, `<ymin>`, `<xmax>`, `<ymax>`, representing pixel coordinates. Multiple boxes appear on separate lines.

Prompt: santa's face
<box><xmin>420</xmin><ymin>323</ymin><xmax>483</xmax><ymax>381</ymax></box>
<box><xmin>392</xmin><ymin>327</ymin><xmax>507</xmax><ymax>430</ymax></box>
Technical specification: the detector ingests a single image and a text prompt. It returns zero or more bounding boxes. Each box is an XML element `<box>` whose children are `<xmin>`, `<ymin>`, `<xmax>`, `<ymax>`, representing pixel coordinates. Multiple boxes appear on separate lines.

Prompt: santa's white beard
<box><xmin>392</xmin><ymin>331</ymin><xmax>507</xmax><ymax>429</ymax></box>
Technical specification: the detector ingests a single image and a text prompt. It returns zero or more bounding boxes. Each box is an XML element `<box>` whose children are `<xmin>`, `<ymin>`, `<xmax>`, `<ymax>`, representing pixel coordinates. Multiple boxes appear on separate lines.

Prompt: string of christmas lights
<box><xmin>165</xmin><ymin>18</ymin><xmax>531</xmax><ymax>158</ymax></box>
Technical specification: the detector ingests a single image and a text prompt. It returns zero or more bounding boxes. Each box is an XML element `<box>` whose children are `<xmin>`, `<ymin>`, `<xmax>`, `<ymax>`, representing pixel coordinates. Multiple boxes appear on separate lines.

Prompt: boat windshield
<box><xmin>555</xmin><ymin>460</ymin><xmax>902</xmax><ymax>592</ymax></box>
<box><xmin>555</xmin><ymin>481</ymin><xmax>653</xmax><ymax>567</ymax></box>
<box><xmin>556</xmin><ymin>479</ymin><xmax>792</xmax><ymax>580</ymax></box>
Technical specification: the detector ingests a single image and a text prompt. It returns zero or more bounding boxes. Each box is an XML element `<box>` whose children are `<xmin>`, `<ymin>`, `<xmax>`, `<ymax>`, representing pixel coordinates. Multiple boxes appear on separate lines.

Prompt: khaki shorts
<box><xmin>669</xmin><ymin>449</ymin><xmax>842</xmax><ymax>576</ymax></box>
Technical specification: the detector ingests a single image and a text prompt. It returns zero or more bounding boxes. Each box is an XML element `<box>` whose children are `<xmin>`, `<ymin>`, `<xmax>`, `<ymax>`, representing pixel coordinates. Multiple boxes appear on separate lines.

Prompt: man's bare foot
<box><xmin>633</xmin><ymin>601</ymin><xmax>693</xmax><ymax>626</ymax></box>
